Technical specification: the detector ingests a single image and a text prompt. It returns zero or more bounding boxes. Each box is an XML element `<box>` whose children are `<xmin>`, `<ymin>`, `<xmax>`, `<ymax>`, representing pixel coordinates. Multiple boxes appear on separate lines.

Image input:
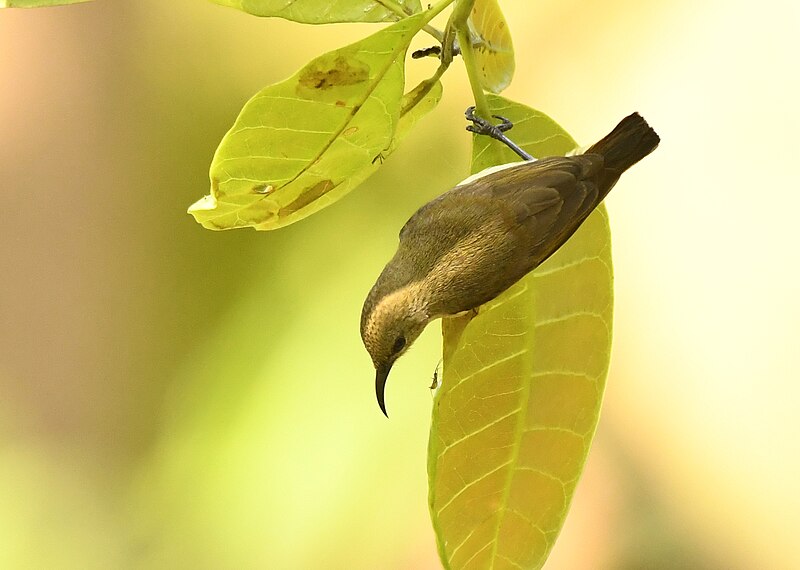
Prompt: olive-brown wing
<box><xmin>396</xmin><ymin>156</ymin><xmax>605</xmax><ymax>315</ymax></box>
<box><xmin>465</xmin><ymin>155</ymin><xmax>604</xmax><ymax>269</ymax></box>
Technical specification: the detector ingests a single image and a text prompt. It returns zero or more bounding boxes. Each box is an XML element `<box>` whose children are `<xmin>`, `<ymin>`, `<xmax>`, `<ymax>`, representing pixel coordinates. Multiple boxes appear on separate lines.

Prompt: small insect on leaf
<box><xmin>429</xmin><ymin>359</ymin><xmax>443</xmax><ymax>390</ymax></box>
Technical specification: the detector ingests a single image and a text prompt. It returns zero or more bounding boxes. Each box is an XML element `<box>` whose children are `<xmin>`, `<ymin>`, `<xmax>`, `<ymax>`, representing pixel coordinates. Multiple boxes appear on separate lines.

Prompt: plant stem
<box><xmin>458</xmin><ymin>28</ymin><xmax>490</xmax><ymax>118</ymax></box>
<box><xmin>422</xmin><ymin>24</ymin><xmax>445</xmax><ymax>43</ymax></box>
<box><xmin>451</xmin><ymin>0</ymin><xmax>490</xmax><ymax>120</ymax></box>
<box><xmin>400</xmin><ymin>13</ymin><xmax>458</xmax><ymax>117</ymax></box>
<box><xmin>396</xmin><ymin>0</ymin><xmax>474</xmax><ymax>117</ymax></box>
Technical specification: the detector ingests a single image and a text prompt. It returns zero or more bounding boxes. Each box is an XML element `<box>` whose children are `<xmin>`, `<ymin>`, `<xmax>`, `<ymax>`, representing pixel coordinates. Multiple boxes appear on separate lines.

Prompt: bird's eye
<box><xmin>392</xmin><ymin>336</ymin><xmax>407</xmax><ymax>354</ymax></box>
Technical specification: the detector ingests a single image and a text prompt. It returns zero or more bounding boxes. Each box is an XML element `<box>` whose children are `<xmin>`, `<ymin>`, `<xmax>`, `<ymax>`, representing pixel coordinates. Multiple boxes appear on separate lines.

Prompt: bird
<box><xmin>361</xmin><ymin>112</ymin><xmax>660</xmax><ymax>416</ymax></box>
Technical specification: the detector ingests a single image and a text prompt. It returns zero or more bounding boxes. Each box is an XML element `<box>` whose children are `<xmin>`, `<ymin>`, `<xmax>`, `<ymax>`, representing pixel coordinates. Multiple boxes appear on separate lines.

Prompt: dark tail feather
<box><xmin>586</xmin><ymin>113</ymin><xmax>660</xmax><ymax>196</ymax></box>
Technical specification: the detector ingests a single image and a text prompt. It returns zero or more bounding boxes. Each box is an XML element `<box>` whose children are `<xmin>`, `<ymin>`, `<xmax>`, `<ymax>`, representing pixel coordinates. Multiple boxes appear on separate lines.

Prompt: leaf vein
<box><xmin>450</xmin><ymin>348</ymin><xmax>527</xmax><ymax>390</ymax></box>
<box><xmin>439</xmin><ymin>406</ymin><xmax>521</xmax><ymax>454</ymax></box>
<box><xmin>534</xmin><ymin>310</ymin><xmax>604</xmax><ymax>327</ymax></box>
<box><xmin>435</xmin><ymin>460</ymin><xmax>513</xmax><ymax>516</ymax></box>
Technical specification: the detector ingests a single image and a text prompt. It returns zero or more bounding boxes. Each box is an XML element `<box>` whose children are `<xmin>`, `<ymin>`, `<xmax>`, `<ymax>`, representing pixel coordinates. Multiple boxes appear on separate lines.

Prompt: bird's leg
<box><xmin>464</xmin><ymin>106</ymin><xmax>534</xmax><ymax>161</ymax></box>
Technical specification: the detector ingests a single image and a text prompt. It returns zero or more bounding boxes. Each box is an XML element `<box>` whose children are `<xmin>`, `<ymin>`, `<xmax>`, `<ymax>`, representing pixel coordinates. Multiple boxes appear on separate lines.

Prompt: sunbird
<box><xmin>361</xmin><ymin>110</ymin><xmax>659</xmax><ymax>416</ymax></box>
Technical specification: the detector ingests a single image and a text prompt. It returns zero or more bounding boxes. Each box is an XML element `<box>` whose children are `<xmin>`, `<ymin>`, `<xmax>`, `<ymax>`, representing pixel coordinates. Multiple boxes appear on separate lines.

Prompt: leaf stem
<box><xmin>451</xmin><ymin>0</ymin><xmax>490</xmax><ymax>119</ymax></box>
<box><xmin>400</xmin><ymin>0</ymin><xmax>461</xmax><ymax>117</ymax></box>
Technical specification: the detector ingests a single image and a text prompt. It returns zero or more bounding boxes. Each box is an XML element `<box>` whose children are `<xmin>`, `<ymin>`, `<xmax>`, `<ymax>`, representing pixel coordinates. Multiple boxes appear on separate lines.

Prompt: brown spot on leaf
<box><xmin>279</xmin><ymin>179</ymin><xmax>339</xmax><ymax>217</ymax></box>
<box><xmin>298</xmin><ymin>55</ymin><xmax>370</xmax><ymax>91</ymax></box>
<box><xmin>335</xmin><ymin>100</ymin><xmax>347</xmax><ymax>107</ymax></box>
<box><xmin>210</xmin><ymin>176</ymin><xmax>227</xmax><ymax>198</ymax></box>
<box><xmin>343</xmin><ymin>126</ymin><xmax>359</xmax><ymax>137</ymax></box>
<box><xmin>252</xmin><ymin>184</ymin><xmax>274</xmax><ymax>195</ymax></box>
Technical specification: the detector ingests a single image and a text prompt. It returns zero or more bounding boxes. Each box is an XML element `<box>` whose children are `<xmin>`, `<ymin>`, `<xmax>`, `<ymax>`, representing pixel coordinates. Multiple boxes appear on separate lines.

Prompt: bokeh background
<box><xmin>2</xmin><ymin>0</ymin><xmax>799</xmax><ymax>568</ymax></box>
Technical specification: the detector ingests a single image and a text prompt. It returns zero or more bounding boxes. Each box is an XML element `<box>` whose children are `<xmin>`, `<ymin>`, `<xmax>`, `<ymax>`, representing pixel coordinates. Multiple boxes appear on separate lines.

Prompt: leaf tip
<box><xmin>187</xmin><ymin>193</ymin><xmax>217</xmax><ymax>216</ymax></box>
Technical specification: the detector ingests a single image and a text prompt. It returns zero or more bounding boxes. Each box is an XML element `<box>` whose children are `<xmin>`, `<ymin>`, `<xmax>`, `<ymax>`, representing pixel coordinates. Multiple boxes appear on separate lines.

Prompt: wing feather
<box><xmin>389</xmin><ymin>154</ymin><xmax>607</xmax><ymax>314</ymax></box>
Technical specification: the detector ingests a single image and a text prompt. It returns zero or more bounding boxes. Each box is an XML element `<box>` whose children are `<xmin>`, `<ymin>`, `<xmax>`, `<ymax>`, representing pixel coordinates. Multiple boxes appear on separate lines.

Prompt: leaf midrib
<box><xmin>274</xmin><ymin>16</ymin><xmax>423</xmax><ymax>194</ymax></box>
<box><xmin>486</xmin><ymin>288</ymin><xmax>533</xmax><ymax>570</ymax></box>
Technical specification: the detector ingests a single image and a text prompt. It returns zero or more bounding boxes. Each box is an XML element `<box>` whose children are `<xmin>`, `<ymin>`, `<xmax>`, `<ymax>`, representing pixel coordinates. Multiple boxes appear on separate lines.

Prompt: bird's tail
<box><xmin>586</xmin><ymin>113</ymin><xmax>660</xmax><ymax>197</ymax></box>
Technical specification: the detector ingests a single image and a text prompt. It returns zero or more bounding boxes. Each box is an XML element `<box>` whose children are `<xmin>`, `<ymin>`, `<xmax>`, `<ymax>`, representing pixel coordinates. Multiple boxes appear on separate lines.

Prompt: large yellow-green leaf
<box><xmin>428</xmin><ymin>94</ymin><xmax>614</xmax><ymax>569</ymax></box>
<box><xmin>466</xmin><ymin>0</ymin><xmax>514</xmax><ymax>93</ymax></box>
<box><xmin>189</xmin><ymin>13</ymin><xmax>439</xmax><ymax>231</ymax></box>
<box><xmin>210</xmin><ymin>0</ymin><xmax>421</xmax><ymax>24</ymax></box>
<box><xmin>1</xmin><ymin>0</ymin><xmax>90</xmax><ymax>6</ymax></box>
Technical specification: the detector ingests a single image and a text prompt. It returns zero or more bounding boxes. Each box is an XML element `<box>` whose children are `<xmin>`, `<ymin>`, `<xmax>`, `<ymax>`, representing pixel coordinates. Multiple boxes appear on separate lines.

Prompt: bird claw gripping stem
<box><xmin>464</xmin><ymin>106</ymin><xmax>534</xmax><ymax>161</ymax></box>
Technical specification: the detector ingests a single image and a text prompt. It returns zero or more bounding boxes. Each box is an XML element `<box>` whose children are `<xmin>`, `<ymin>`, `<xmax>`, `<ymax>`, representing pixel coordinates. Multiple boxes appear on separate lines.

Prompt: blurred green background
<box><xmin>1</xmin><ymin>0</ymin><xmax>799</xmax><ymax>568</ymax></box>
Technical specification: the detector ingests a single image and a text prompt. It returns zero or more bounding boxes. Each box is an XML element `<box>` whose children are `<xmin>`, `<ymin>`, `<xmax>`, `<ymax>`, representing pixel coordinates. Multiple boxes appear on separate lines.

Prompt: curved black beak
<box><xmin>375</xmin><ymin>364</ymin><xmax>392</xmax><ymax>418</ymax></box>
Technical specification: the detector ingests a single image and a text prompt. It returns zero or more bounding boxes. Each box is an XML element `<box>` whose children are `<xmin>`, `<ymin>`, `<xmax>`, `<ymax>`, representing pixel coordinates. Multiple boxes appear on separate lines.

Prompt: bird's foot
<box><xmin>464</xmin><ymin>106</ymin><xmax>534</xmax><ymax>161</ymax></box>
<box><xmin>465</xmin><ymin>106</ymin><xmax>513</xmax><ymax>136</ymax></box>
<box><xmin>465</xmin><ymin>106</ymin><xmax>508</xmax><ymax>137</ymax></box>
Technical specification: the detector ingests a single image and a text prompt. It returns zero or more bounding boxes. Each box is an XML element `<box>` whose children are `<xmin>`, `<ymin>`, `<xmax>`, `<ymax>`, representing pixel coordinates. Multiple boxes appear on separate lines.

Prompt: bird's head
<box><xmin>360</xmin><ymin>282</ymin><xmax>431</xmax><ymax>417</ymax></box>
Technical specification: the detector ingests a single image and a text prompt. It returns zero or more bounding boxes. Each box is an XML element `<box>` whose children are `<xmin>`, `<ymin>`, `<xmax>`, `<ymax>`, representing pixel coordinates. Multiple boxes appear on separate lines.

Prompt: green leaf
<box><xmin>466</xmin><ymin>0</ymin><xmax>514</xmax><ymax>93</ymax></box>
<box><xmin>1</xmin><ymin>0</ymin><xmax>91</xmax><ymax>6</ymax></box>
<box><xmin>211</xmin><ymin>0</ymin><xmax>422</xmax><ymax>24</ymax></box>
<box><xmin>428</xmin><ymin>94</ymin><xmax>614</xmax><ymax>569</ymax></box>
<box><xmin>189</xmin><ymin>13</ymin><xmax>435</xmax><ymax>231</ymax></box>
